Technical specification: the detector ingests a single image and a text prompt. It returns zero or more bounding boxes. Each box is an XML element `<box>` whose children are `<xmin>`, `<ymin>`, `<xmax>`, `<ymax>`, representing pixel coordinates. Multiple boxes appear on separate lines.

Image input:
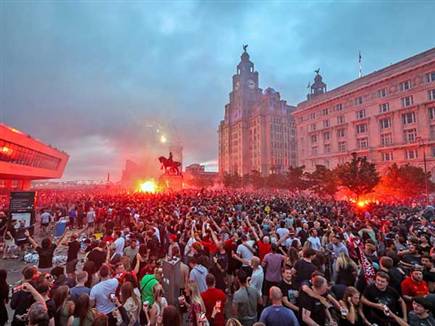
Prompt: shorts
<box><xmin>88</xmin><ymin>222</ymin><xmax>95</xmax><ymax>227</ymax></box>
<box><xmin>41</xmin><ymin>222</ymin><xmax>49</xmax><ymax>227</ymax></box>
<box><xmin>263</xmin><ymin>280</ymin><xmax>280</xmax><ymax>297</ymax></box>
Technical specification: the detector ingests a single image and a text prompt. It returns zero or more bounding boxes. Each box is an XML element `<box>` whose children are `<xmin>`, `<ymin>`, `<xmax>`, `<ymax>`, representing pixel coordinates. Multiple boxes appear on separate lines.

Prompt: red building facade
<box><xmin>0</xmin><ymin>123</ymin><xmax>69</xmax><ymax>190</ymax></box>
<box><xmin>293</xmin><ymin>48</ymin><xmax>435</xmax><ymax>176</ymax></box>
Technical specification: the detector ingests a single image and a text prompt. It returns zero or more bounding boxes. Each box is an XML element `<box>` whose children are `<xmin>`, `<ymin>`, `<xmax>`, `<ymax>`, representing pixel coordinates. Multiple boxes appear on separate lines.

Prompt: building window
<box><xmin>380</xmin><ymin>133</ymin><xmax>392</xmax><ymax>146</ymax></box>
<box><xmin>402</xmin><ymin>111</ymin><xmax>416</xmax><ymax>125</ymax></box>
<box><xmin>403</xmin><ymin>128</ymin><xmax>417</xmax><ymax>143</ymax></box>
<box><xmin>429</xmin><ymin>107</ymin><xmax>435</xmax><ymax>120</ymax></box>
<box><xmin>429</xmin><ymin>89</ymin><xmax>435</xmax><ymax>101</ymax></box>
<box><xmin>336</xmin><ymin>103</ymin><xmax>343</xmax><ymax>111</ymax></box>
<box><xmin>337</xmin><ymin>115</ymin><xmax>345</xmax><ymax>124</ymax></box>
<box><xmin>399</xmin><ymin>80</ymin><xmax>412</xmax><ymax>91</ymax></box>
<box><xmin>0</xmin><ymin>140</ymin><xmax>61</xmax><ymax>170</ymax></box>
<box><xmin>324</xmin><ymin>144</ymin><xmax>331</xmax><ymax>153</ymax></box>
<box><xmin>322</xmin><ymin>108</ymin><xmax>329</xmax><ymax>116</ymax></box>
<box><xmin>356</xmin><ymin>109</ymin><xmax>366</xmax><ymax>120</ymax></box>
<box><xmin>405</xmin><ymin>149</ymin><xmax>418</xmax><ymax>160</ymax></box>
<box><xmin>379</xmin><ymin>117</ymin><xmax>392</xmax><ymax>129</ymax></box>
<box><xmin>338</xmin><ymin>141</ymin><xmax>346</xmax><ymax>152</ymax></box>
<box><xmin>426</xmin><ymin>71</ymin><xmax>435</xmax><ymax>83</ymax></box>
<box><xmin>323</xmin><ymin>120</ymin><xmax>330</xmax><ymax>128</ymax></box>
<box><xmin>432</xmin><ymin>146</ymin><xmax>435</xmax><ymax>157</ymax></box>
<box><xmin>310</xmin><ymin>112</ymin><xmax>316</xmax><ymax>120</ymax></box>
<box><xmin>379</xmin><ymin>103</ymin><xmax>390</xmax><ymax>113</ymax></box>
<box><xmin>309</xmin><ymin>123</ymin><xmax>316</xmax><ymax>132</ymax></box>
<box><xmin>337</xmin><ymin>128</ymin><xmax>345</xmax><ymax>138</ymax></box>
<box><xmin>356</xmin><ymin>123</ymin><xmax>368</xmax><ymax>134</ymax></box>
<box><xmin>323</xmin><ymin>131</ymin><xmax>330</xmax><ymax>141</ymax></box>
<box><xmin>431</xmin><ymin>125</ymin><xmax>435</xmax><ymax>140</ymax></box>
<box><xmin>357</xmin><ymin>138</ymin><xmax>368</xmax><ymax>149</ymax></box>
<box><xmin>401</xmin><ymin>96</ymin><xmax>414</xmax><ymax>107</ymax></box>
<box><xmin>382</xmin><ymin>152</ymin><xmax>394</xmax><ymax>161</ymax></box>
<box><xmin>377</xmin><ymin>88</ymin><xmax>387</xmax><ymax>98</ymax></box>
<box><xmin>354</xmin><ymin>96</ymin><xmax>363</xmax><ymax>105</ymax></box>
<box><xmin>311</xmin><ymin>134</ymin><xmax>318</xmax><ymax>144</ymax></box>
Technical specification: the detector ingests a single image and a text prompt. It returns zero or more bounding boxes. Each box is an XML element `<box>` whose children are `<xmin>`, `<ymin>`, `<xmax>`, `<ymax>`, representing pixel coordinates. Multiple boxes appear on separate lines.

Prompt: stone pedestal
<box><xmin>159</xmin><ymin>174</ymin><xmax>183</xmax><ymax>192</ymax></box>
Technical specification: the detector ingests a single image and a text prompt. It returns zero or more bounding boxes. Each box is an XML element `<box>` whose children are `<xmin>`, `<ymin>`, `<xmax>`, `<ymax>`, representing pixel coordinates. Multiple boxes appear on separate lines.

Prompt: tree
<box><xmin>334</xmin><ymin>153</ymin><xmax>379</xmax><ymax>199</ymax></box>
<box><xmin>377</xmin><ymin>163</ymin><xmax>432</xmax><ymax>199</ymax></box>
<box><xmin>305</xmin><ymin>165</ymin><xmax>337</xmax><ymax>196</ymax></box>
<box><xmin>223</xmin><ymin>172</ymin><xmax>242</xmax><ymax>188</ymax></box>
<box><xmin>245</xmin><ymin>170</ymin><xmax>265</xmax><ymax>189</ymax></box>
<box><xmin>286</xmin><ymin>166</ymin><xmax>308</xmax><ymax>190</ymax></box>
<box><xmin>266</xmin><ymin>173</ymin><xmax>286</xmax><ymax>188</ymax></box>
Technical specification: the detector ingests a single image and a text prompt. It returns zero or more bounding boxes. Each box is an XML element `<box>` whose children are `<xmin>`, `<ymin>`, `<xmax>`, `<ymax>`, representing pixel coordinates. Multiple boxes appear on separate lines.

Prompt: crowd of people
<box><xmin>0</xmin><ymin>189</ymin><xmax>434</xmax><ymax>326</ymax></box>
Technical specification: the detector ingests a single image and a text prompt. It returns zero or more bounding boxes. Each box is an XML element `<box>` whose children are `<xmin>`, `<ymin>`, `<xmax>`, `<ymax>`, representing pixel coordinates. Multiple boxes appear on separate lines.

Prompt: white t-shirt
<box><xmin>276</xmin><ymin>227</ymin><xmax>289</xmax><ymax>240</ymax></box>
<box><xmin>90</xmin><ymin>278</ymin><xmax>119</xmax><ymax>314</ymax></box>
<box><xmin>87</xmin><ymin>211</ymin><xmax>96</xmax><ymax>223</ymax></box>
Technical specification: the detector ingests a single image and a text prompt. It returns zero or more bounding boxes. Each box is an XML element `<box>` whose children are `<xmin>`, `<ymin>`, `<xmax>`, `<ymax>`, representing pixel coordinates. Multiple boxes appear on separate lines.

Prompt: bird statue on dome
<box><xmin>315</xmin><ymin>68</ymin><xmax>320</xmax><ymax>74</ymax></box>
<box><xmin>243</xmin><ymin>44</ymin><xmax>248</xmax><ymax>52</ymax></box>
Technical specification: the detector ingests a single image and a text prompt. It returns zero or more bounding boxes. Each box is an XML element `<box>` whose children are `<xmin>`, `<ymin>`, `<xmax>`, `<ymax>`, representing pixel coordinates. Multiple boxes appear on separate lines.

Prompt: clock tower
<box><xmin>230</xmin><ymin>45</ymin><xmax>260</xmax><ymax>121</ymax></box>
<box><xmin>219</xmin><ymin>45</ymin><xmax>296</xmax><ymax>178</ymax></box>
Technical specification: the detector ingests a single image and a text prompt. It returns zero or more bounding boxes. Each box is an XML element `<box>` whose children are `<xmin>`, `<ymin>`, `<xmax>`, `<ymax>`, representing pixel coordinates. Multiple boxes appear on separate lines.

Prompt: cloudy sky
<box><xmin>1</xmin><ymin>1</ymin><xmax>434</xmax><ymax>180</ymax></box>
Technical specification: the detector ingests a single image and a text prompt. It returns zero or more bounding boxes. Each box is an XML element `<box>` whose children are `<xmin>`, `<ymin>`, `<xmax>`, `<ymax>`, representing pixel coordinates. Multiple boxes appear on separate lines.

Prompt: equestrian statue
<box><xmin>158</xmin><ymin>152</ymin><xmax>182</xmax><ymax>176</ymax></box>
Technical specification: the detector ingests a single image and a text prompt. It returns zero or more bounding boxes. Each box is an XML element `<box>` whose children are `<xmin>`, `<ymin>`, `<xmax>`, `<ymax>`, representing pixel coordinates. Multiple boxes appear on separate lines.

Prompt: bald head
<box><xmin>269</xmin><ymin>286</ymin><xmax>283</xmax><ymax>303</ymax></box>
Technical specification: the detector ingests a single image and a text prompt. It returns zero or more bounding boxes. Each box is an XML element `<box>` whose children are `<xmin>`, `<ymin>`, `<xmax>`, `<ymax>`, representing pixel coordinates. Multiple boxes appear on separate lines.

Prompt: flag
<box><xmin>359</xmin><ymin>51</ymin><xmax>362</xmax><ymax>78</ymax></box>
<box><xmin>359</xmin><ymin>51</ymin><xmax>362</xmax><ymax>63</ymax></box>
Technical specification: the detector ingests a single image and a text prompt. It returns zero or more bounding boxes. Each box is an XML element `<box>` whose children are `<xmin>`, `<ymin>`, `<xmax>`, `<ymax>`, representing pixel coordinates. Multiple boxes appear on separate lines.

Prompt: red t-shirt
<box><xmin>201</xmin><ymin>287</ymin><xmax>227</xmax><ymax>326</ymax></box>
<box><xmin>201</xmin><ymin>240</ymin><xmax>218</xmax><ymax>255</ymax></box>
<box><xmin>257</xmin><ymin>240</ymin><xmax>271</xmax><ymax>261</ymax></box>
<box><xmin>401</xmin><ymin>276</ymin><xmax>429</xmax><ymax>309</ymax></box>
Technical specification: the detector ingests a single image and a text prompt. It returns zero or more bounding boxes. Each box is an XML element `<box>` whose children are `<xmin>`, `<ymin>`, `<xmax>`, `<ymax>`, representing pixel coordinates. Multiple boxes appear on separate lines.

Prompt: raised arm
<box><xmin>56</xmin><ymin>229</ymin><xmax>68</xmax><ymax>247</ymax></box>
<box><xmin>133</xmin><ymin>253</ymin><xmax>142</xmax><ymax>274</ymax></box>
<box><xmin>24</xmin><ymin>230</ymin><xmax>39</xmax><ymax>249</ymax></box>
<box><xmin>246</xmin><ymin>217</ymin><xmax>260</xmax><ymax>242</ymax></box>
<box><xmin>210</xmin><ymin>217</ymin><xmax>222</xmax><ymax>233</ymax></box>
<box><xmin>22</xmin><ymin>282</ymin><xmax>46</xmax><ymax>306</ymax></box>
<box><xmin>210</xmin><ymin>228</ymin><xmax>220</xmax><ymax>246</ymax></box>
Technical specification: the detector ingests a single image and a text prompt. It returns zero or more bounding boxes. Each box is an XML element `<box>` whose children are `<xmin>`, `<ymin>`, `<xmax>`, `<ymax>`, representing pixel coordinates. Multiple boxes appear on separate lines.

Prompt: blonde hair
<box><xmin>226</xmin><ymin>318</ymin><xmax>243</xmax><ymax>326</ymax></box>
<box><xmin>187</xmin><ymin>282</ymin><xmax>205</xmax><ymax>312</ymax></box>
<box><xmin>335</xmin><ymin>252</ymin><xmax>357</xmax><ymax>271</ymax></box>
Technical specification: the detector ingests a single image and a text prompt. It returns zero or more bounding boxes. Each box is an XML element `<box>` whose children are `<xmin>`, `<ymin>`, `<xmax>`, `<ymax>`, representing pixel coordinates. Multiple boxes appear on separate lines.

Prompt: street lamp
<box><xmin>416</xmin><ymin>137</ymin><xmax>429</xmax><ymax>205</ymax></box>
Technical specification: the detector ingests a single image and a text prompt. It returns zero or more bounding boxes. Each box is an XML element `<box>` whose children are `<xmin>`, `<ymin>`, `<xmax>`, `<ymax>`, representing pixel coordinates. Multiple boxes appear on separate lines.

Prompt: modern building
<box><xmin>184</xmin><ymin>163</ymin><xmax>219</xmax><ymax>187</ymax></box>
<box><xmin>218</xmin><ymin>47</ymin><xmax>297</xmax><ymax>176</ymax></box>
<box><xmin>0</xmin><ymin>123</ymin><xmax>69</xmax><ymax>190</ymax></box>
<box><xmin>293</xmin><ymin>48</ymin><xmax>435</xmax><ymax>175</ymax></box>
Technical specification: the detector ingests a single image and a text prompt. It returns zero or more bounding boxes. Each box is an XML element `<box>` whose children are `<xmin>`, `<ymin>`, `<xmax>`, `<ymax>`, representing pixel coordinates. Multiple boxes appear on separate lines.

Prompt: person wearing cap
<box><xmin>407</xmin><ymin>297</ymin><xmax>435</xmax><ymax>326</ymax></box>
<box><xmin>401</xmin><ymin>266</ymin><xmax>429</xmax><ymax>310</ymax></box>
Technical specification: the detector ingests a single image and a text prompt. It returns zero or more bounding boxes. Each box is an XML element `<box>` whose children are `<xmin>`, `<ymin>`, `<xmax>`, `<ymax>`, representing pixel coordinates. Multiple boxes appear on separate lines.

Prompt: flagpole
<box><xmin>358</xmin><ymin>50</ymin><xmax>362</xmax><ymax>78</ymax></box>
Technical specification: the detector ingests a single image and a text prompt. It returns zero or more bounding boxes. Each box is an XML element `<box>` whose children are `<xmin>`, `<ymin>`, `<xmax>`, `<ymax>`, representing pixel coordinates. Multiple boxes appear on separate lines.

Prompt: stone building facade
<box><xmin>293</xmin><ymin>48</ymin><xmax>435</xmax><ymax>175</ymax></box>
<box><xmin>218</xmin><ymin>48</ymin><xmax>297</xmax><ymax>176</ymax></box>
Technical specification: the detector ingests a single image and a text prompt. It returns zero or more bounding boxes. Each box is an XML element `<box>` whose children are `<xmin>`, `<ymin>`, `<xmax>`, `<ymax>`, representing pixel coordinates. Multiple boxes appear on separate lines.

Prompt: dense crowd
<box><xmin>0</xmin><ymin>189</ymin><xmax>434</xmax><ymax>326</ymax></box>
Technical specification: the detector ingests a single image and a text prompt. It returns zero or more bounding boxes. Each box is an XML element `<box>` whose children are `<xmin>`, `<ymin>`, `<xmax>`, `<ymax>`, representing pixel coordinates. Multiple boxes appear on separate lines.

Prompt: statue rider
<box><xmin>168</xmin><ymin>151</ymin><xmax>173</xmax><ymax>163</ymax></box>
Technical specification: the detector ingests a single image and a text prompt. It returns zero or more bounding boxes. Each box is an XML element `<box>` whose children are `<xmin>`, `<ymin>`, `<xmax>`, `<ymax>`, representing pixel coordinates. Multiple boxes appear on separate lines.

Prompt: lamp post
<box><xmin>416</xmin><ymin>137</ymin><xmax>429</xmax><ymax>205</ymax></box>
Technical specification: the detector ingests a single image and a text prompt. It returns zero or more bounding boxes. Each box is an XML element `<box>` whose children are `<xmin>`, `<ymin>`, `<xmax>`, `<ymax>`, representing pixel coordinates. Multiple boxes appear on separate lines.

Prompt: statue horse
<box><xmin>158</xmin><ymin>156</ymin><xmax>182</xmax><ymax>176</ymax></box>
